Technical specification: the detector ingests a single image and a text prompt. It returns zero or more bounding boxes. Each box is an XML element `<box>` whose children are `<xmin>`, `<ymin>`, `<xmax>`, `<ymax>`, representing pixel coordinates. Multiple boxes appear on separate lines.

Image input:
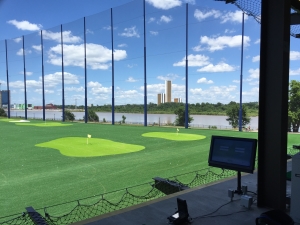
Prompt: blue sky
<box><xmin>0</xmin><ymin>0</ymin><xmax>299</xmax><ymax>107</ymax></box>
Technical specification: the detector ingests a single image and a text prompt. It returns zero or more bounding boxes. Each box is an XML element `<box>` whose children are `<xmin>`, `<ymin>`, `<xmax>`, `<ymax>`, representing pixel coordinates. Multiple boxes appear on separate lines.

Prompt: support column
<box><xmin>257</xmin><ymin>0</ymin><xmax>290</xmax><ymax>210</ymax></box>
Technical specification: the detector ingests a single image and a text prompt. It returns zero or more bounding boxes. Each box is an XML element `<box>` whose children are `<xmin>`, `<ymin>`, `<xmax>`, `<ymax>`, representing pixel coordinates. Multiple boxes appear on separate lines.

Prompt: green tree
<box><xmin>122</xmin><ymin>115</ymin><xmax>126</xmax><ymax>123</ymax></box>
<box><xmin>226</xmin><ymin>102</ymin><xmax>251</xmax><ymax>129</ymax></box>
<box><xmin>174</xmin><ymin>107</ymin><xmax>193</xmax><ymax>126</ymax></box>
<box><xmin>0</xmin><ymin>108</ymin><xmax>7</xmax><ymax>117</ymax></box>
<box><xmin>84</xmin><ymin>109</ymin><xmax>99</xmax><ymax>122</ymax></box>
<box><xmin>289</xmin><ymin>80</ymin><xmax>300</xmax><ymax>132</ymax></box>
<box><xmin>64</xmin><ymin>110</ymin><xmax>75</xmax><ymax>122</ymax></box>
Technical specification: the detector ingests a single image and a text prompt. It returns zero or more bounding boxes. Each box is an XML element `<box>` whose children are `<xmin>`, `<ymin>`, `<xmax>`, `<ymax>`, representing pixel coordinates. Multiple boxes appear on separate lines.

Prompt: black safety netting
<box><xmin>1</xmin><ymin>146</ymin><xmax>298</xmax><ymax>225</ymax></box>
<box><xmin>228</xmin><ymin>0</ymin><xmax>300</xmax><ymax>38</ymax></box>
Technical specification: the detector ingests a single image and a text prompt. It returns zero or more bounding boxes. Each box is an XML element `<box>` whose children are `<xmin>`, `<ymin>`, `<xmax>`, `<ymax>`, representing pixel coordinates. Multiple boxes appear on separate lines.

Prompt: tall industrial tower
<box><xmin>165</xmin><ymin>80</ymin><xmax>172</xmax><ymax>103</ymax></box>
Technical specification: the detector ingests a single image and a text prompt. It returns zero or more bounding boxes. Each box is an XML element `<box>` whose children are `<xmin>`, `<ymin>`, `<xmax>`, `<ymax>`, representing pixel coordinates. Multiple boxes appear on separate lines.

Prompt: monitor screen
<box><xmin>208</xmin><ymin>136</ymin><xmax>257</xmax><ymax>173</ymax></box>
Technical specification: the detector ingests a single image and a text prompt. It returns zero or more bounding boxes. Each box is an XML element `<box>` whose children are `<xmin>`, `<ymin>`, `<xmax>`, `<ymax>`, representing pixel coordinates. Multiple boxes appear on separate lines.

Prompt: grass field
<box><xmin>0</xmin><ymin>118</ymin><xmax>299</xmax><ymax>217</ymax></box>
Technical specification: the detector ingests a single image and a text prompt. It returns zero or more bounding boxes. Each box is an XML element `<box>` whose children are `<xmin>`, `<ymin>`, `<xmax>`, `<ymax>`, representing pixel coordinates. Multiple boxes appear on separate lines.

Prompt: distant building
<box><xmin>157</xmin><ymin>93</ymin><xmax>165</xmax><ymax>105</ymax></box>
<box><xmin>174</xmin><ymin>98</ymin><xmax>182</xmax><ymax>103</ymax></box>
<box><xmin>165</xmin><ymin>80</ymin><xmax>172</xmax><ymax>103</ymax></box>
<box><xmin>34</xmin><ymin>103</ymin><xmax>57</xmax><ymax>110</ymax></box>
<box><xmin>13</xmin><ymin>104</ymin><xmax>34</xmax><ymax>110</ymax></box>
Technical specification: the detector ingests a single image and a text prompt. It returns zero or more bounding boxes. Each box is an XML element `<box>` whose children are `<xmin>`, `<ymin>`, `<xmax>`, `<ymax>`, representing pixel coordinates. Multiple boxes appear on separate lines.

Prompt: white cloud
<box><xmin>44</xmin><ymin>72</ymin><xmax>80</xmax><ymax>86</ymax></box>
<box><xmin>221</xmin><ymin>10</ymin><xmax>248</xmax><ymax>23</ymax></box>
<box><xmin>254</xmin><ymin>39</ymin><xmax>260</xmax><ymax>44</ymax></box>
<box><xmin>117</xmin><ymin>90</ymin><xmax>139</xmax><ymax>98</ymax></box>
<box><xmin>35</xmin><ymin>89</ymin><xmax>54</xmax><ymax>94</ymax></box>
<box><xmin>16</xmin><ymin>49</ymin><xmax>23</xmax><ymax>56</ymax></box>
<box><xmin>200</xmin><ymin>35</ymin><xmax>251</xmax><ymax>52</ymax></box>
<box><xmin>118</xmin><ymin>43</ymin><xmax>127</xmax><ymax>48</ymax></box>
<box><xmin>248</xmin><ymin>68</ymin><xmax>259</xmax><ymax>79</ymax></box>
<box><xmin>146</xmin><ymin>0</ymin><xmax>182</xmax><ymax>10</ymax></box>
<box><xmin>19</xmin><ymin>71</ymin><xmax>33</xmax><ymax>76</ymax></box>
<box><xmin>7</xmin><ymin>20</ymin><xmax>42</xmax><ymax>31</ymax></box>
<box><xmin>160</xmin><ymin>15</ymin><xmax>172</xmax><ymax>23</ymax></box>
<box><xmin>141</xmin><ymin>83</ymin><xmax>165</xmax><ymax>93</ymax></box>
<box><xmin>86</xmin><ymin>29</ymin><xmax>94</xmax><ymax>34</ymax></box>
<box><xmin>32</xmin><ymin>45</ymin><xmax>41</xmax><ymax>51</ymax></box>
<box><xmin>252</xmin><ymin>55</ymin><xmax>260</xmax><ymax>62</ymax></box>
<box><xmin>16</xmin><ymin>48</ymin><xmax>32</xmax><ymax>56</ymax></box>
<box><xmin>243</xmin><ymin>87</ymin><xmax>259</xmax><ymax>96</ymax></box>
<box><xmin>225</xmin><ymin>29</ymin><xmax>236</xmax><ymax>34</ymax></box>
<box><xmin>197</xmin><ymin>77</ymin><xmax>213</xmax><ymax>84</ymax></box>
<box><xmin>47</xmin><ymin>43</ymin><xmax>127</xmax><ymax>70</ymax></box>
<box><xmin>249</xmin><ymin>81</ymin><xmax>259</xmax><ymax>86</ymax></box>
<box><xmin>127</xmin><ymin>64</ymin><xmax>137</xmax><ymax>68</ymax></box>
<box><xmin>190</xmin><ymin>85</ymin><xmax>237</xmax><ymax>102</ymax></box>
<box><xmin>192</xmin><ymin>45</ymin><xmax>205</xmax><ymax>52</ymax></box>
<box><xmin>10</xmin><ymin>80</ymin><xmax>40</xmax><ymax>89</ymax></box>
<box><xmin>148</xmin><ymin>17</ymin><xmax>156</xmax><ymax>23</ymax></box>
<box><xmin>65</xmin><ymin>86</ymin><xmax>84</xmax><ymax>92</ymax></box>
<box><xmin>290</xmin><ymin>51</ymin><xmax>300</xmax><ymax>60</ymax></box>
<box><xmin>194</xmin><ymin>9</ymin><xmax>221</xmax><ymax>21</ymax></box>
<box><xmin>197</xmin><ymin>62</ymin><xmax>235</xmax><ymax>72</ymax></box>
<box><xmin>290</xmin><ymin>68</ymin><xmax>300</xmax><ymax>76</ymax></box>
<box><xmin>150</xmin><ymin>31</ymin><xmax>159</xmax><ymax>36</ymax></box>
<box><xmin>14</xmin><ymin>37</ymin><xmax>22</xmax><ymax>43</ymax></box>
<box><xmin>119</xmin><ymin>26</ymin><xmax>140</xmax><ymax>38</ymax></box>
<box><xmin>103</xmin><ymin>26</ymin><xmax>112</xmax><ymax>30</ymax></box>
<box><xmin>157</xmin><ymin>73</ymin><xmax>179</xmax><ymax>81</ymax></box>
<box><xmin>42</xmin><ymin>30</ymin><xmax>82</xmax><ymax>43</ymax></box>
<box><xmin>88</xmin><ymin>81</ymin><xmax>111</xmax><ymax>95</ymax></box>
<box><xmin>126</xmin><ymin>77</ymin><xmax>138</xmax><ymax>82</ymax></box>
<box><xmin>173</xmin><ymin>54</ymin><xmax>210</xmax><ymax>67</ymax></box>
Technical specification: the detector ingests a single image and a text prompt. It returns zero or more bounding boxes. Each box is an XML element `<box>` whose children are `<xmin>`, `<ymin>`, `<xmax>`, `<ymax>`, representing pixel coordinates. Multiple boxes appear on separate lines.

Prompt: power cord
<box><xmin>247</xmin><ymin>190</ymin><xmax>257</xmax><ymax>195</ymax></box>
<box><xmin>198</xmin><ymin>209</ymin><xmax>249</xmax><ymax>218</ymax></box>
<box><xmin>192</xmin><ymin>198</ymin><xmax>240</xmax><ymax>221</ymax></box>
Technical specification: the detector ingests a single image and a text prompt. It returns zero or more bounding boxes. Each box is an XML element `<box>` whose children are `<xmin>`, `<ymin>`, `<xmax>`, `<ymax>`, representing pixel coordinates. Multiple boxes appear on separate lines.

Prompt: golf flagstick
<box><xmin>177</xmin><ymin>128</ymin><xmax>179</xmax><ymax>135</ymax></box>
<box><xmin>87</xmin><ymin>134</ymin><xmax>91</xmax><ymax>144</ymax></box>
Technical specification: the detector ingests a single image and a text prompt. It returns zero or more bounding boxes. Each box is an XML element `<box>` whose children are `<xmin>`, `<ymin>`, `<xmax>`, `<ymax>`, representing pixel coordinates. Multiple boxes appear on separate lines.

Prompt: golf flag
<box><xmin>177</xmin><ymin>128</ymin><xmax>179</xmax><ymax>132</ymax></box>
<box><xmin>87</xmin><ymin>134</ymin><xmax>91</xmax><ymax>144</ymax></box>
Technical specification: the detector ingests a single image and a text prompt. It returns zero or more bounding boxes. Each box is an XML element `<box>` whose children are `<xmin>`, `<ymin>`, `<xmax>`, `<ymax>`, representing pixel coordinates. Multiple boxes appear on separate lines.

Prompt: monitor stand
<box><xmin>234</xmin><ymin>171</ymin><xmax>243</xmax><ymax>195</ymax></box>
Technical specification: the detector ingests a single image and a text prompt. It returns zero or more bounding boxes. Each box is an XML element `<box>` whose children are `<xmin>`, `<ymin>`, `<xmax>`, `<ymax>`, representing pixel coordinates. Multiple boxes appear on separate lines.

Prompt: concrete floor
<box><xmin>74</xmin><ymin>161</ymin><xmax>299</xmax><ymax>225</ymax></box>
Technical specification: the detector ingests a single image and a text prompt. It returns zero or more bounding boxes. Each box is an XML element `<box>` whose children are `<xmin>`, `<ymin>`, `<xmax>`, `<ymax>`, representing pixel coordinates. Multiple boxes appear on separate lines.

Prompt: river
<box><xmin>6</xmin><ymin>110</ymin><xmax>259</xmax><ymax>130</ymax></box>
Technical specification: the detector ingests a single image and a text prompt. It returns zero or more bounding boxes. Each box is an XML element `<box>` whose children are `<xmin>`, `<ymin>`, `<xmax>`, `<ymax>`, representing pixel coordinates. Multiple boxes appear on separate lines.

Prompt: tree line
<box><xmin>61</xmin><ymin>101</ymin><xmax>259</xmax><ymax>116</ymax></box>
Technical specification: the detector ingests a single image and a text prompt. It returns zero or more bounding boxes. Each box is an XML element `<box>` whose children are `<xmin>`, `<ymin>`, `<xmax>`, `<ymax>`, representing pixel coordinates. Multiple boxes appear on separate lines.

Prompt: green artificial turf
<box><xmin>142</xmin><ymin>132</ymin><xmax>206</xmax><ymax>141</ymax></box>
<box><xmin>0</xmin><ymin>120</ymin><xmax>298</xmax><ymax>217</ymax></box>
<box><xmin>36</xmin><ymin>137</ymin><xmax>145</xmax><ymax>157</ymax></box>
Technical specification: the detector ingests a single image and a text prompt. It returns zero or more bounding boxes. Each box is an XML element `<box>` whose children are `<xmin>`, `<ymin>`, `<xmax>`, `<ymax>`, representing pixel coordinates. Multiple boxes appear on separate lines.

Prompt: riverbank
<box><xmin>5</xmin><ymin>110</ymin><xmax>259</xmax><ymax>130</ymax></box>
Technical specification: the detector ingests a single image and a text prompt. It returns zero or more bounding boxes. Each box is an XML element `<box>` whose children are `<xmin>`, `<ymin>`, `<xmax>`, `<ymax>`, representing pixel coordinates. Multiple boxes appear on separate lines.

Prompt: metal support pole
<box><xmin>143</xmin><ymin>0</ymin><xmax>147</xmax><ymax>126</ymax></box>
<box><xmin>111</xmin><ymin>8</ymin><xmax>115</xmax><ymax>125</ymax></box>
<box><xmin>257</xmin><ymin>0</ymin><xmax>290</xmax><ymax>210</ymax></box>
<box><xmin>185</xmin><ymin>3</ymin><xmax>189</xmax><ymax>129</ymax></box>
<box><xmin>238</xmin><ymin>13</ymin><xmax>245</xmax><ymax>132</ymax></box>
<box><xmin>84</xmin><ymin>17</ymin><xmax>88</xmax><ymax>123</ymax></box>
<box><xmin>5</xmin><ymin>40</ymin><xmax>10</xmax><ymax>118</ymax></box>
<box><xmin>41</xmin><ymin>30</ymin><xmax>45</xmax><ymax>121</ymax></box>
<box><xmin>22</xmin><ymin>36</ymin><xmax>27</xmax><ymax>120</ymax></box>
<box><xmin>61</xmin><ymin>25</ymin><xmax>65</xmax><ymax>122</ymax></box>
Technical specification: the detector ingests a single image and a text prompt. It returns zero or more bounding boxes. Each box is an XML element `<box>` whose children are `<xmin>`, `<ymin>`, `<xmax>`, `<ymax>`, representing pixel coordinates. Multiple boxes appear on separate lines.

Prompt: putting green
<box><xmin>36</xmin><ymin>137</ymin><xmax>145</xmax><ymax>157</ymax></box>
<box><xmin>15</xmin><ymin>122</ymin><xmax>73</xmax><ymax>127</ymax></box>
<box><xmin>142</xmin><ymin>132</ymin><xmax>206</xmax><ymax>141</ymax></box>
